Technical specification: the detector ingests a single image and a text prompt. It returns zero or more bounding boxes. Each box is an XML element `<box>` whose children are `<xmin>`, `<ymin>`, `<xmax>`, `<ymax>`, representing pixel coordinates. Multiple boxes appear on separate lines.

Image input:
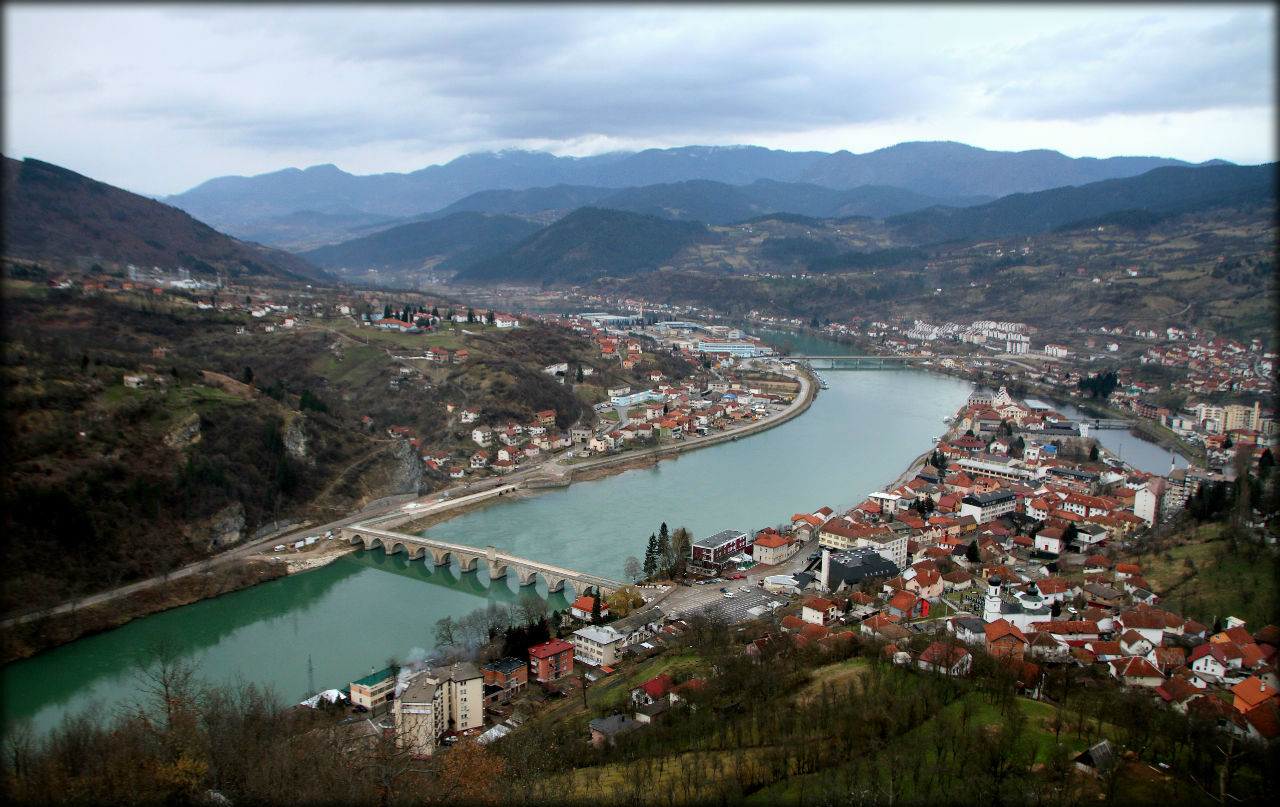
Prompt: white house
<box><xmin>572</xmin><ymin>625</ymin><xmax>626</xmax><ymax>667</ymax></box>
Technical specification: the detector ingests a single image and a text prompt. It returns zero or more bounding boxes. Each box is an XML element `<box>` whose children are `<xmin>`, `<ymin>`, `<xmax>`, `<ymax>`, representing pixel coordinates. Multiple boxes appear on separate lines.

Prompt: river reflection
<box><xmin>2</xmin><ymin>550</ymin><xmax>570</xmax><ymax>736</ymax></box>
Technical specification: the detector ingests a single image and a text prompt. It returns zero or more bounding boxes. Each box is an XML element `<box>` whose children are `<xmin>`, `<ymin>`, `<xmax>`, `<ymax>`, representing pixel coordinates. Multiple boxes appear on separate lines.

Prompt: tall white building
<box><xmin>1134</xmin><ymin>484</ymin><xmax>1162</xmax><ymax>527</ymax></box>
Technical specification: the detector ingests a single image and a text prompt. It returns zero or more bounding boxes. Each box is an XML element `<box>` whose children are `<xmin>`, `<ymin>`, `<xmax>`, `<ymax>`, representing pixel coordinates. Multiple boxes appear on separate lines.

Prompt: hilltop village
<box><xmin>312</xmin><ymin>383</ymin><xmax>1278</xmax><ymax>769</ymax></box>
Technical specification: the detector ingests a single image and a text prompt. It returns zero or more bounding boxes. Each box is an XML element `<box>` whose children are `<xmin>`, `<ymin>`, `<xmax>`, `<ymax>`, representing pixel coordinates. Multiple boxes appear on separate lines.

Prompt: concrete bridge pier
<box><xmin>483</xmin><ymin>546</ymin><xmax>507</xmax><ymax>581</ymax></box>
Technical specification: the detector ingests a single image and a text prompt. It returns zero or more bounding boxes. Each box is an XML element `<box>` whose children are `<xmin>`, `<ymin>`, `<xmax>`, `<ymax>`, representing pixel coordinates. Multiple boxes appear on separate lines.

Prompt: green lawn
<box><xmin>327</xmin><ymin>320</ymin><xmax>505</xmax><ymax>352</ymax></box>
<box><xmin>1132</xmin><ymin>528</ymin><xmax>1277</xmax><ymax>627</ymax></box>
<box><xmin>309</xmin><ymin>344</ymin><xmax>387</xmax><ymax>387</ymax></box>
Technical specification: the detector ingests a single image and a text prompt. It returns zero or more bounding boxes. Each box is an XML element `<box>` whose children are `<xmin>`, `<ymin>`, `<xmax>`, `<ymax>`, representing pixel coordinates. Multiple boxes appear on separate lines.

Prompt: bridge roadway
<box><xmin>1081</xmin><ymin>418</ymin><xmax>1134</xmax><ymax>430</ymax></box>
<box><xmin>339</xmin><ymin>524</ymin><xmax>623</xmax><ymax>598</ymax></box>
<box><xmin>790</xmin><ymin>354</ymin><xmax>927</xmax><ymax>369</ymax></box>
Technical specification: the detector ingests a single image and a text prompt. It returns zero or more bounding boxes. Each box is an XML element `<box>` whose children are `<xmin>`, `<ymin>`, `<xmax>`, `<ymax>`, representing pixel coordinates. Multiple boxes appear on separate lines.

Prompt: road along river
<box><xmin>4</xmin><ymin>367</ymin><xmax>976</xmax><ymax>736</ymax></box>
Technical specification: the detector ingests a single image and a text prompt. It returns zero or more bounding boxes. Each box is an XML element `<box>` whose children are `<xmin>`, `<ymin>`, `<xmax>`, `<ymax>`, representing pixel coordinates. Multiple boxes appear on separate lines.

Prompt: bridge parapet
<box><xmin>338</xmin><ymin>525</ymin><xmax>622</xmax><ymax>598</ymax></box>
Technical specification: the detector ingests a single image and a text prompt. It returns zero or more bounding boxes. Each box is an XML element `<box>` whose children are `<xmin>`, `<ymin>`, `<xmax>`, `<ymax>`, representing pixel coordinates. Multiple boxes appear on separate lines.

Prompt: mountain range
<box><xmin>447</xmin><ymin>161</ymin><xmax>1275</xmax><ymax>286</ymax></box>
<box><xmin>164</xmin><ymin>141</ymin><xmax>1222</xmax><ymax>247</ymax></box>
<box><xmin>885</xmin><ymin>162</ymin><xmax>1276</xmax><ymax>244</ymax></box>
<box><xmin>6</xmin><ymin>148</ymin><xmax>1269</xmax><ymax>295</ymax></box>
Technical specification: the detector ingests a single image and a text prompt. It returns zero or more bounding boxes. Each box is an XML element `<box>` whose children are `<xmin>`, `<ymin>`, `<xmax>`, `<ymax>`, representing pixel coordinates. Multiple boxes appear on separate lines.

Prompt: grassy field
<box><xmin>746</xmin><ymin>691</ymin><xmax>1103</xmax><ymax>806</ymax></box>
<box><xmin>323</xmin><ymin>320</ymin><xmax>506</xmax><ymax>352</ymax></box>
<box><xmin>309</xmin><ymin>344</ymin><xmax>388</xmax><ymax>387</ymax></box>
<box><xmin>1126</xmin><ymin>523</ymin><xmax>1278</xmax><ymax>627</ymax></box>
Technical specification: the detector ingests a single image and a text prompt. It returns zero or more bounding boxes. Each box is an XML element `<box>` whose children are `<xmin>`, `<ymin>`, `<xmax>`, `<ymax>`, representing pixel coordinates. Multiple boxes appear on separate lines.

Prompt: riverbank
<box><xmin>0</xmin><ymin>369</ymin><xmax>816</xmax><ymax>664</ymax></box>
<box><xmin>375</xmin><ymin>366</ymin><xmax>817</xmax><ymax>535</ymax></box>
<box><xmin>0</xmin><ymin>559</ymin><xmax>288</xmax><ymax>666</ymax></box>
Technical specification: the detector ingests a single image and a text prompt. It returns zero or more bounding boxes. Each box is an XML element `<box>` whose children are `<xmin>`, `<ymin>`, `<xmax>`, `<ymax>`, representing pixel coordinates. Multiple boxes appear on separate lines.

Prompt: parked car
<box><xmin>719</xmin><ymin>587</ymin><xmax>728</xmax><ymax>593</ymax></box>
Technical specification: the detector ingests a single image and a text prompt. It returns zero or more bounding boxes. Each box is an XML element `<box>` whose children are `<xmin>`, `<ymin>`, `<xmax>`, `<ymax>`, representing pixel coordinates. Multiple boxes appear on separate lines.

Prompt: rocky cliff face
<box><xmin>164</xmin><ymin>413</ymin><xmax>202</xmax><ymax>449</ymax></box>
<box><xmin>196</xmin><ymin>501</ymin><xmax>246</xmax><ymax>550</ymax></box>
<box><xmin>391</xmin><ymin>439</ymin><xmax>426</xmax><ymax>495</ymax></box>
<box><xmin>284</xmin><ymin>414</ymin><xmax>309</xmax><ymax>462</ymax></box>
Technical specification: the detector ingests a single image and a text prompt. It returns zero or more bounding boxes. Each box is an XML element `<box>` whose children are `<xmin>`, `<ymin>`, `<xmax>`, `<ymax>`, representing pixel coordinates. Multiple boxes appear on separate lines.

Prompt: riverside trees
<box><xmin>641</xmin><ymin>522</ymin><xmax>694</xmax><ymax>581</ymax></box>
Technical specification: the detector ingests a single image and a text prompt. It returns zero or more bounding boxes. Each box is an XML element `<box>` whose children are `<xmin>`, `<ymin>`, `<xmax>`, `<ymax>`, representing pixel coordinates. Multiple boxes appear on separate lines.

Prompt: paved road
<box><xmin>3</xmin><ymin>367</ymin><xmax>814</xmax><ymax>629</ymax></box>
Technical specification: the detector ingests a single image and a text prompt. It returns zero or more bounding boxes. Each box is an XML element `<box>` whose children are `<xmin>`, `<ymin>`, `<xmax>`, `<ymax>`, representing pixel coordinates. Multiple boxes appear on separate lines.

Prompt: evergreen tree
<box><xmin>671</xmin><ymin>528</ymin><xmax>693</xmax><ymax>576</ymax></box>
<box><xmin>590</xmin><ymin>593</ymin><xmax>602</xmax><ymax>624</ymax></box>
<box><xmin>643</xmin><ymin>533</ymin><xmax>658</xmax><ymax>578</ymax></box>
<box><xmin>486</xmin><ymin>310</ymin><xmax>496</xmax><ymax>325</ymax></box>
<box><xmin>657</xmin><ymin>523</ymin><xmax>672</xmax><ymax>573</ymax></box>
<box><xmin>467</xmin><ymin>308</ymin><xmax>476</xmax><ymax>323</ymax></box>
<box><xmin>576</xmin><ymin>365</ymin><xmax>585</xmax><ymax>383</ymax></box>
<box><xmin>383</xmin><ymin>303</ymin><xmax>392</xmax><ymax>319</ymax></box>
<box><xmin>965</xmin><ymin>540</ymin><xmax>980</xmax><ymax>563</ymax></box>
<box><xmin>432</xmin><ymin>305</ymin><xmax>440</xmax><ymax>318</ymax></box>
<box><xmin>1089</xmin><ymin>443</ymin><xmax>1100</xmax><ymax>462</ymax></box>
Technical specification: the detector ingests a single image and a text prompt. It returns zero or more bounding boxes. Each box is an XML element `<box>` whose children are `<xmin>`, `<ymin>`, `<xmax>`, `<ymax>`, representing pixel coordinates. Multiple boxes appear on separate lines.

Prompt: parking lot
<box><xmin>667</xmin><ymin>580</ymin><xmax>789</xmax><ymax>624</ymax></box>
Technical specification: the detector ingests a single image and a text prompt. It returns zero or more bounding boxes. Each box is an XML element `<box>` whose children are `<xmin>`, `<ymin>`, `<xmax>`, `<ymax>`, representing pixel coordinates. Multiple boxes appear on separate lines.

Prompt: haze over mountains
<box><xmin>165</xmin><ymin>141</ymin><xmax>1224</xmax><ymax>249</ymax></box>
<box><xmin>4</xmin><ymin>142</ymin><xmax>1269</xmax><ymax>295</ymax></box>
<box><xmin>306</xmin><ymin>161</ymin><xmax>1273</xmax><ymax>285</ymax></box>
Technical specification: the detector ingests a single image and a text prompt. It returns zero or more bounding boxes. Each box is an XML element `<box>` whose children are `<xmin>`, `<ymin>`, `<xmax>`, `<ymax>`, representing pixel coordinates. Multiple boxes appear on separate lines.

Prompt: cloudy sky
<box><xmin>4</xmin><ymin>3</ymin><xmax>1275</xmax><ymax>196</ymax></box>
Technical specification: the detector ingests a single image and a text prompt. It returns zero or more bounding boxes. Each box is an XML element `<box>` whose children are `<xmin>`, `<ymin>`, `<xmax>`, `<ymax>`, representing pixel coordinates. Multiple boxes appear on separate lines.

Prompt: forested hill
<box><xmin>1</xmin><ymin>156</ymin><xmax>325</xmax><ymax>281</ymax></box>
<box><xmin>453</xmin><ymin>207</ymin><xmax>708</xmax><ymax>285</ymax></box>
<box><xmin>300</xmin><ymin>212</ymin><xmax>544</xmax><ymax>274</ymax></box>
<box><xmin>886</xmin><ymin>162</ymin><xmax>1276</xmax><ymax>243</ymax></box>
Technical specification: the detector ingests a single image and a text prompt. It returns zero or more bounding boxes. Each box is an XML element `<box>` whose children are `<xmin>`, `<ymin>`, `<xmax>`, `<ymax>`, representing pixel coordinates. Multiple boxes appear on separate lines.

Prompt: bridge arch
<box><xmin>340</xmin><ymin>523</ymin><xmax>623</xmax><ymax>596</ymax></box>
<box><xmin>515</xmin><ymin>567</ymin><xmax>541</xmax><ymax>587</ymax></box>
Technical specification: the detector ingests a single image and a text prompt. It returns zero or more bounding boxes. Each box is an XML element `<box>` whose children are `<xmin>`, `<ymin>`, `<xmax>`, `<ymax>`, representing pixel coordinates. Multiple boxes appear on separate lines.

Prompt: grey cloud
<box><xmin>981</xmin><ymin>10</ymin><xmax>1273</xmax><ymax>120</ymax></box>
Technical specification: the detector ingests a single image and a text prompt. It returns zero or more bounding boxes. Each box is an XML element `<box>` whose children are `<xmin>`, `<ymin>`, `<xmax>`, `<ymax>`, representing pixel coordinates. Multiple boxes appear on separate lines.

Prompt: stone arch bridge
<box><xmin>338</xmin><ymin>526</ymin><xmax>622</xmax><ymax>598</ymax></box>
